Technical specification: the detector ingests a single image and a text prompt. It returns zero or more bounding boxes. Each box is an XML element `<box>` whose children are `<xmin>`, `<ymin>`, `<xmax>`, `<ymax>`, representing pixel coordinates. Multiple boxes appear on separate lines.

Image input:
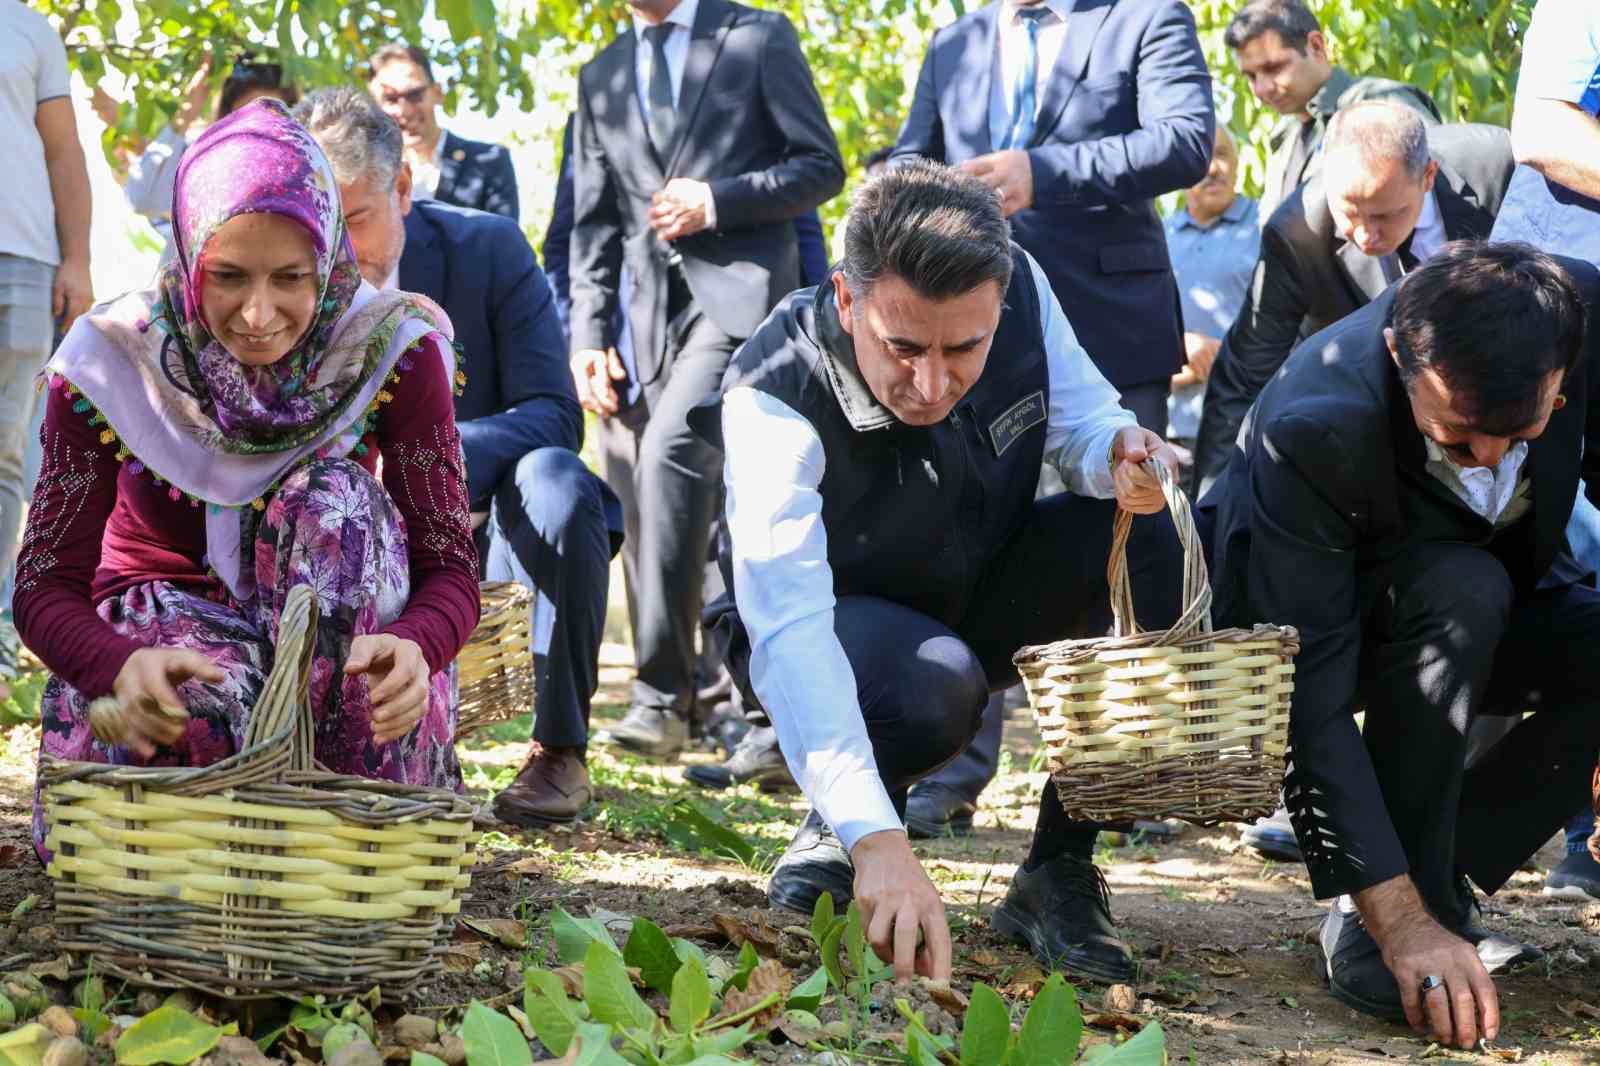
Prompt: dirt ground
<box><xmin>2</xmin><ymin>648</ymin><xmax>1598</xmax><ymax>1065</ymax></box>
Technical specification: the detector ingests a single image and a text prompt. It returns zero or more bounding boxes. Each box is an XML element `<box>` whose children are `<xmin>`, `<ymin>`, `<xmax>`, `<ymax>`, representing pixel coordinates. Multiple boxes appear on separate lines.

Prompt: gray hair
<box><xmin>291</xmin><ymin>87</ymin><xmax>404</xmax><ymax>190</ymax></box>
<box><xmin>842</xmin><ymin>158</ymin><xmax>1013</xmax><ymax>301</ymax></box>
<box><xmin>1323</xmin><ymin>101</ymin><xmax>1431</xmax><ymax>180</ymax></box>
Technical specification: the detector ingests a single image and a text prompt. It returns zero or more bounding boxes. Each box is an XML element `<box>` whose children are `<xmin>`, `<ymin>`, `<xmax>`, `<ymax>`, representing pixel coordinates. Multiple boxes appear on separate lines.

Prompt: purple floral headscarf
<box><xmin>45</xmin><ymin>98</ymin><xmax>455</xmax><ymax>600</ymax></box>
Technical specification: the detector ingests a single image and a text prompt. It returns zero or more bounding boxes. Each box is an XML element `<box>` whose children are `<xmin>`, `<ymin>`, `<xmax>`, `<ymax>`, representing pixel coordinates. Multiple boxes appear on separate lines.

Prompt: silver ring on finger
<box><xmin>1419</xmin><ymin>974</ymin><xmax>1444</xmax><ymax>993</ymax></box>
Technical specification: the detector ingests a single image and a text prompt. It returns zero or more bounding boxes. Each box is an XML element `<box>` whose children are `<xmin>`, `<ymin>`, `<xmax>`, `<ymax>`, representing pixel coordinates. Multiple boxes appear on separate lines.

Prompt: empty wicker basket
<box><xmin>40</xmin><ymin>585</ymin><xmax>478</xmax><ymax>999</ymax></box>
<box><xmin>455</xmin><ymin>581</ymin><xmax>536</xmax><ymax>738</ymax></box>
<box><xmin>1013</xmin><ymin>460</ymin><xmax>1298</xmax><ymax>825</ymax></box>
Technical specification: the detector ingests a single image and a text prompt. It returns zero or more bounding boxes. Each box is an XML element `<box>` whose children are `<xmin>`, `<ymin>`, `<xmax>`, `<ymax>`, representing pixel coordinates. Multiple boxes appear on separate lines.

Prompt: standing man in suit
<box><xmin>296</xmin><ymin>89</ymin><xmax>617</xmax><ymax>827</ymax></box>
<box><xmin>368</xmin><ymin>44</ymin><xmax>519</xmax><ymax>221</ymax></box>
<box><xmin>891</xmin><ymin>0</ymin><xmax>1214</xmax><ymax>431</ymax></box>
<box><xmin>1226</xmin><ymin>0</ymin><xmax>1439</xmax><ymax>222</ymax></box>
<box><xmin>568</xmin><ymin>0</ymin><xmax>844</xmax><ymax>758</ymax></box>
<box><xmin>1192</xmin><ymin>105</ymin><xmax>1514</xmax><ymax>493</ymax></box>
<box><xmin>1203</xmin><ymin>242</ymin><xmax>1600</xmax><ymax>1046</ymax></box>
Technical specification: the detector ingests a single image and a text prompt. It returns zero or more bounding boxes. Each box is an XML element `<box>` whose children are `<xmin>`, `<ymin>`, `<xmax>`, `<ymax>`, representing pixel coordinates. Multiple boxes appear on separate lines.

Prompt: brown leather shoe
<box><xmin>493</xmin><ymin>744</ymin><xmax>591</xmax><ymax>828</ymax></box>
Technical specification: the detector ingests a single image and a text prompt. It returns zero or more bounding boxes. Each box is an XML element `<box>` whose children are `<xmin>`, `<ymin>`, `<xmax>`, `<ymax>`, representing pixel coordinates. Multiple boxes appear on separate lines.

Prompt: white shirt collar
<box><xmin>1409</xmin><ymin>187</ymin><xmax>1446</xmax><ymax>262</ymax></box>
<box><xmin>632</xmin><ymin>0</ymin><xmax>698</xmax><ymax>36</ymax></box>
<box><xmin>382</xmin><ymin>265</ymin><xmax>399</xmax><ymax>292</ymax></box>
<box><xmin>1004</xmin><ymin>0</ymin><xmax>1071</xmax><ymax>23</ymax></box>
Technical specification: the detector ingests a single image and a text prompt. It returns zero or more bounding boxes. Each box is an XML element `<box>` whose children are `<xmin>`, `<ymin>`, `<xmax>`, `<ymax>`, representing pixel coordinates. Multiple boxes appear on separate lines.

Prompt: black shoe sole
<box><xmin>990</xmin><ymin>899</ymin><xmax>1135</xmax><ymax>984</ymax></box>
<box><xmin>905</xmin><ymin>814</ymin><xmax>975</xmax><ymax>840</ymax></box>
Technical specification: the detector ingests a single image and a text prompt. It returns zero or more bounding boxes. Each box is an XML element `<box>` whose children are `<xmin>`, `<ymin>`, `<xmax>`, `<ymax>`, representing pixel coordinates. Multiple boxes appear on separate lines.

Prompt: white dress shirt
<box><xmin>1423</xmin><ymin>438</ymin><xmax>1533</xmax><ymax>528</ymax></box>
<box><xmin>408</xmin><ymin>126</ymin><xmax>447</xmax><ymax>202</ymax></box>
<box><xmin>630</xmin><ymin>0</ymin><xmax>718</xmax><ymax>228</ymax></box>
<box><xmin>721</xmin><ymin>251</ymin><xmax>1133</xmax><ymax>850</ymax></box>
<box><xmin>1408</xmin><ymin>188</ymin><xmax>1446</xmax><ymax>265</ymax></box>
<box><xmin>987</xmin><ymin>0</ymin><xmax>1072</xmax><ymax>151</ymax></box>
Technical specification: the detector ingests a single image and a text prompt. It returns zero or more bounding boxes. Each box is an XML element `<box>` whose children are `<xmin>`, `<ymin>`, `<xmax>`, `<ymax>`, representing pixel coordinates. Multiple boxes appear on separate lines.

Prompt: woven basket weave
<box><xmin>1013</xmin><ymin>460</ymin><xmax>1299</xmax><ymax>825</ymax></box>
<box><xmin>455</xmin><ymin>581</ymin><xmax>536</xmax><ymax>738</ymax></box>
<box><xmin>40</xmin><ymin>585</ymin><xmax>478</xmax><ymax>1000</ymax></box>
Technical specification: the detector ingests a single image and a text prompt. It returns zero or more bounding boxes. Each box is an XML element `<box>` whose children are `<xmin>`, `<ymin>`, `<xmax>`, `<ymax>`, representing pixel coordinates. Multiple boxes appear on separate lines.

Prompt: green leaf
<box><xmin>669</xmin><ymin>955</ymin><xmax>712</xmax><ymax>1033</ymax></box>
<box><xmin>115</xmin><ymin>1006</ymin><xmax>230</xmax><ymax>1066</ymax></box>
<box><xmin>583</xmin><ymin>939</ymin><xmax>656</xmax><ymax>1034</ymax></box>
<box><xmin>819</xmin><ymin>919</ymin><xmax>846</xmax><ymax>992</ymax></box>
<box><xmin>624</xmin><ymin>917</ymin><xmax>682</xmax><ymax>996</ymax></box>
<box><xmin>437</xmin><ymin>0</ymin><xmax>475</xmax><ymax>41</ymax></box>
<box><xmin>411</xmin><ymin>1055</ymin><xmax>449</xmax><ymax>1066</ymax></box>
<box><xmin>1079</xmin><ymin>1022</ymin><xmax>1165</xmax><ymax>1064</ymax></box>
<box><xmin>787</xmin><ymin>968</ymin><xmax>827</xmax><ymax>1014</ymax></box>
<box><xmin>288</xmin><ymin>1001</ymin><xmax>334</xmax><ymax>1042</ymax></box>
<box><xmin>960</xmin><ymin>983</ymin><xmax>1013</xmax><ymax>1066</ymax></box>
<box><xmin>461</xmin><ymin>1003</ymin><xmax>532</xmax><ymax>1066</ymax></box>
<box><xmin>843</xmin><ymin>901</ymin><xmax>868</xmax><ymax>985</ymax></box>
<box><xmin>73</xmin><ymin>1009</ymin><xmax>114</xmax><ymax>1046</ymax></box>
<box><xmin>689</xmin><ymin>1024</ymin><xmax>753</xmax><ymax>1058</ymax></box>
<box><xmin>0</xmin><ymin>1025</ymin><xmax>53</xmax><ymax>1066</ymax></box>
<box><xmin>896</xmin><ymin>1000</ymin><xmax>955</xmax><ymax>1066</ymax></box>
<box><xmin>1013</xmin><ymin>974</ymin><xmax>1082</xmax><ymax>1066</ymax></box>
<box><xmin>810</xmin><ymin>890</ymin><xmax>835</xmax><ymax>949</ymax></box>
<box><xmin>658</xmin><ymin>798</ymin><xmax>760</xmax><ymax>866</ymax></box>
<box><xmin>727</xmin><ymin>941</ymin><xmax>759</xmax><ymax>992</ymax></box>
<box><xmin>523</xmin><ymin>970</ymin><xmax>582</xmax><ymax>1057</ymax></box>
<box><xmin>552</xmin><ymin>907</ymin><xmax>620</xmax><ymax>966</ymax></box>
<box><xmin>564</xmin><ymin>1022</ymin><xmax>632</xmax><ymax>1066</ymax></box>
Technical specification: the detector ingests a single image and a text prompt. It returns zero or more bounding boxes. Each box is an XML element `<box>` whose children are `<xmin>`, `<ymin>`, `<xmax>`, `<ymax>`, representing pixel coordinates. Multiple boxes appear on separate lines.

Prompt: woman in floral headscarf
<box><xmin>19</xmin><ymin>98</ymin><xmax>480</xmax><ymax>858</ymax></box>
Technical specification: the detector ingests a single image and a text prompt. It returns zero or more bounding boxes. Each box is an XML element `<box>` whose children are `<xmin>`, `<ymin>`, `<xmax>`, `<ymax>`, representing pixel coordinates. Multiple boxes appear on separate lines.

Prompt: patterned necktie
<box><xmin>642</xmin><ymin>24</ymin><xmax>677</xmax><ymax>156</ymax></box>
<box><xmin>1001</xmin><ymin>7</ymin><xmax>1052</xmax><ymax>150</ymax></box>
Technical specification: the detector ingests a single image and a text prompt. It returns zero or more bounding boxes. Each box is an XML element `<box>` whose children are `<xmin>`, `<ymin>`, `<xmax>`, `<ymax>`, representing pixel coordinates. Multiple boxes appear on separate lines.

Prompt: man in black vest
<box><xmin>1192</xmin><ymin>104</ymin><xmax>1515</xmax><ymax>493</ymax></box>
<box><xmin>698</xmin><ymin>161</ymin><xmax>1185</xmax><ymax>983</ymax></box>
<box><xmin>1204</xmin><ymin>242</ymin><xmax>1600</xmax><ymax>1047</ymax></box>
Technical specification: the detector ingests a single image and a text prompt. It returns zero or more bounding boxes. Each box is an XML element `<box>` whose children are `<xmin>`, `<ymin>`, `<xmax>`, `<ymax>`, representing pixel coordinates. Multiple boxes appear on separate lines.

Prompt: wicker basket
<box><xmin>40</xmin><ymin>585</ymin><xmax>478</xmax><ymax>1000</ymax></box>
<box><xmin>455</xmin><ymin>581</ymin><xmax>536</xmax><ymax>738</ymax></box>
<box><xmin>1013</xmin><ymin>460</ymin><xmax>1299</xmax><ymax>825</ymax></box>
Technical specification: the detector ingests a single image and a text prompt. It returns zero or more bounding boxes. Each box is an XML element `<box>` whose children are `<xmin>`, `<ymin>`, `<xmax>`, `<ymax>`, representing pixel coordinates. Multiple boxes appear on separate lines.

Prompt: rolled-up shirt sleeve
<box><xmin>1515</xmin><ymin>0</ymin><xmax>1600</xmax><ymax>111</ymax></box>
<box><xmin>723</xmin><ymin>386</ymin><xmax>902</xmax><ymax>851</ymax></box>
<box><xmin>1030</xmin><ymin>251</ymin><xmax>1135</xmax><ymax>497</ymax></box>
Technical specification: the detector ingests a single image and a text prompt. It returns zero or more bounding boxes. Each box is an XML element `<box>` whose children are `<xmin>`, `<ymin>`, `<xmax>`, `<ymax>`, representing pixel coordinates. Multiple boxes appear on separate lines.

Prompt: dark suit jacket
<box><xmin>542</xmin><ymin>113</ymin><xmax>829</xmax><ymax>345</ymax></box>
<box><xmin>399</xmin><ymin>200</ymin><xmax>581</xmax><ymax>509</ymax></box>
<box><xmin>569</xmin><ymin>0</ymin><xmax>844</xmax><ymax>384</ymax></box>
<box><xmin>1192</xmin><ymin>122</ymin><xmax>1515</xmax><ymax>491</ymax></box>
<box><xmin>432</xmin><ymin>130</ymin><xmax>519</xmax><ymax>222</ymax></box>
<box><xmin>891</xmin><ymin>0</ymin><xmax>1214</xmax><ymax>388</ymax></box>
<box><xmin>1202</xmin><ymin>259</ymin><xmax>1600</xmax><ymax>900</ymax></box>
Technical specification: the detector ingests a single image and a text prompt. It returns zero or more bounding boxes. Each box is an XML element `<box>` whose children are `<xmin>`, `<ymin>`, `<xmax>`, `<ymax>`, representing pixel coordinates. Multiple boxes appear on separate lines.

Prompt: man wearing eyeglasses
<box><xmin>368</xmin><ymin>43</ymin><xmax>519</xmax><ymax>221</ymax></box>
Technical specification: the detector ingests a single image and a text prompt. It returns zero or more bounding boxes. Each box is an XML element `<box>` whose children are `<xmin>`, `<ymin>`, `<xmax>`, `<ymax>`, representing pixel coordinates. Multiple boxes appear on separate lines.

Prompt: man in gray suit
<box><xmin>568</xmin><ymin>0</ymin><xmax>844</xmax><ymax>757</ymax></box>
<box><xmin>1192</xmin><ymin>104</ymin><xmax>1514</xmax><ymax>494</ymax></box>
<box><xmin>1226</xmin><ymin>0</ymin><xmax>1440</xmax><ymax>221</ymax></box>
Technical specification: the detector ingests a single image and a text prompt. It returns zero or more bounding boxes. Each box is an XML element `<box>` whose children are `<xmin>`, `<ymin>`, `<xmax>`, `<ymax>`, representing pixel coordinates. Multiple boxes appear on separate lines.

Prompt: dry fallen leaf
<box><xmin>27</xmin><ymin>954</ymin><xmax>70</xmax><ymax>980</ymax></box>
<box><xmin>1207</xmin><ymin>963</ymin><xmax>1246</xmax><ymax>978</ymax></box>
<box><xmin>1479</xmin><ymin>1042</ymin><xmax>1523</xmax><ymax>1063</ymax></box>
<box><xmin>969</xmin><ymin>949</ymin><xmax>1005</xmax><ymax>968</ymax></box>
<box><xmin>712</xmin><ymin>912</ymin><xmax>780</xmax><ymax>956</ymax></box>
<box><xmin>1000</xmin><ymin>964</ymin><xmax>1048</xmax><ymax>999</ymax></box>
<box><xmin>773</xmin><ymin>1010</ymin><xmax>825</xmax><ymax>1047</ymax></box>
<box><xmin>1084</xmin><ymin>1011</ymin><xmax>1144</xmax><ymax>1032</ymax></box>
<box><xmin>921</xmin><ymin>979</ymin><xmax>968</xmax><ymax>1013</ymax></box>
<box><xmin>663</xmin><ymin>923</ymin><xmax>724</xmax><ymax>942</ymax></box>
<box><xmin>506</xmin><ymin>1006</ymin><xmax>538</xmax><ymax>1042</ymax></box>
<box><xmin>716</xmin><ymin>959</ymin><xmax>792</xmax><ymax>1028</ymax></box>
<box><xmin>553</xmin><ymin>966</ymin><xmax>586</xmax><ymax>998</ymax></box>
<box><xmin>459</xmin><ymin>916</ymin><xmax>529</xmax><ymax>949</ymax></box>
<box><xmin>1557</xmin><ymin>999</ymin><xmax>1600</xmax><ymax>1020</ymax></box>
<box><xmin>442</xmin><ymin>949</ymin><xmax>480</xmax><ymax>973</ymax></box>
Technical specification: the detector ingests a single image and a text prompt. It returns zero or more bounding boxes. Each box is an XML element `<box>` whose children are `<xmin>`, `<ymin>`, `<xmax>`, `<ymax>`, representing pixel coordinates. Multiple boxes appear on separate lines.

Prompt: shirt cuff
<box><xmin>701</xmin><ymin>181</ymin><xmax>718</xmax><ymax>232</ymax></box>
<box><xmin>1081</xmin><ymin>418</ymin><xmax>1131</xmax><ymax>499</ymax></box>
<box><xmin>823</xmin><ymin>768</ymin><xmax>905</xmax><ymax>853</ymax></box>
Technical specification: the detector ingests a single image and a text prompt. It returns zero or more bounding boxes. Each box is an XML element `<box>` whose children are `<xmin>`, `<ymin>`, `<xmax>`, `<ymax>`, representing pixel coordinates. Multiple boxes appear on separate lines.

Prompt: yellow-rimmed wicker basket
<box><xmin>40</xmin><ymin>585</ymin><xmax>479</xmax><ymax>1000</ymax></box>
<box><xmin>455</xmin><ymin>581</ymin><xmax>536</xmax><ymax>738</ymax></box>
<box><xmin>1013</xmin><ymin>460</ymin><xmax>1299</xmax><ymax>825</ymax></box>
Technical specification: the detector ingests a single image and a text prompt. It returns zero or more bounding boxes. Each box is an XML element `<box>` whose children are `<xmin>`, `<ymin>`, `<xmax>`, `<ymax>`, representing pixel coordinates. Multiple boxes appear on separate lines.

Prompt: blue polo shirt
<box><xmin>1162</xmin><ymin>195</ymin><xmax>1259</xmax><ymax>441</ymax></box>
<box><xmin>1492</xmin><ymin>0</ymin><xmax>1600</xmax><ymax>258</ymax></box>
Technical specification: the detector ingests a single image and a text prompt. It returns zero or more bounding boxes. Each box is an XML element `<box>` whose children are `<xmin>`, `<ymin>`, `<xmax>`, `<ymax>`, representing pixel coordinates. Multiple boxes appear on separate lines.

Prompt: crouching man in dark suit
<box><xmin>296</xmin><ymin>89</ymin><xmax>618</xmax><ymax>827</ymax></box>
<box><xmin>696</xmin><ymin>161</ymin><xmax>1187</xmax><ymax>983</ymax></box>
<box><xmin>1203</xmin><ymin>241</ymin><xmax>1600</xmax><ymax>1047</ymax></box>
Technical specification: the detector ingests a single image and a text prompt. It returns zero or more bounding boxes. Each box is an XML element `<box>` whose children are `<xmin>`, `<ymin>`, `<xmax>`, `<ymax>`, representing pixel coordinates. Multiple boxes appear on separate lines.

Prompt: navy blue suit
<box><xmin>434</xmin><ymin>130</ymin><xmax>520</xmax><ymax>222</ymax></box>
<box><xmin>400</xmin><ymin>199</ymin><xmax>616</xmax><ymax>748</ymax></box>
<box><xmin>892</xmin><ymin>0</ymin><xmax>1213</xmax><ymax>402</ymax></box>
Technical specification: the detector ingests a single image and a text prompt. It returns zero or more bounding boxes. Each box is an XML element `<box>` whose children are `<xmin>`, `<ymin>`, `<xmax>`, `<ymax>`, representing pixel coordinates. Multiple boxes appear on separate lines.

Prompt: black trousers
<box><xmin>725</xmin><ymin>492</ymin><xmax>1185</xmax><ymax>851</ymax></box>
<box><xmin>1348</xmin><ymin>542</ymin><xmax>1600</xmax><ymax>919</ymax></box>
<box><xmin>597</xmin><ymin>271</ymin><xmax>740</xmax><ymax>716</ymax></box>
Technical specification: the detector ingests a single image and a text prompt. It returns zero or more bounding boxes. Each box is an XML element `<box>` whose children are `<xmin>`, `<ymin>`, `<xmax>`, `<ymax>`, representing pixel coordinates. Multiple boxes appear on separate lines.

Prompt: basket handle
<box><xmin>1107</xmin><ymin>458</ymin><xmax>1213</xmax><ymax>641</ymax></box>
<box><xmin>239</xmin><ymin>583</ymin><xmax>321</xmax><ymax>772</ymax></box>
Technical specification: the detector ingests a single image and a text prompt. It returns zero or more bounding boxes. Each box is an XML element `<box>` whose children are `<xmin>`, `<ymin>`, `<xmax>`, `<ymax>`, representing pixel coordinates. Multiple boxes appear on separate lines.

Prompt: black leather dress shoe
<box><xmin>1321</xmin><ymin>900</ymin><xmax>1406</xmax><ymax>1023</ymax></box>
<box><xmin>1450</xmin><ymin>876</ymin><xmax>1544</xmax><ymax>974</ymax></box>
<box><xmin>768</xmin><ymin>810</ymin><xmax>854</xmax><ymax>915</ymax></box>
<box><xmin>598</xmin><ymin>705</ymin><xmax>689</xmax><ymax>758</ymax></box>
<box><xmin>990</xmin><ymin>855</ymin><xmax>1134</xmax><ymax>983</ymax></box>
<box><xmin>684</xmin><ymin>726</ymin><xmax>795</xmax><ymax>792</ymax></box>
<box><xmin>904</xmin><ymin>783</ymin><xmax>977</xmax><ymax>839</ymax></box>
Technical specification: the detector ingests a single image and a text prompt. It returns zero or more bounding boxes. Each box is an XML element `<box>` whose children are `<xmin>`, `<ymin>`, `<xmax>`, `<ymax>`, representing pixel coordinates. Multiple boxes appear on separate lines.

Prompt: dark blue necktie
<box><xmin>1001</xmin><ymin>7</ymin><xmax>1052</xmax><ymax>150</ymax></box>
<box><xmin>642</xmin><ymin>24</ymin><xmax>677</xmax><ymax>155</ymax></box>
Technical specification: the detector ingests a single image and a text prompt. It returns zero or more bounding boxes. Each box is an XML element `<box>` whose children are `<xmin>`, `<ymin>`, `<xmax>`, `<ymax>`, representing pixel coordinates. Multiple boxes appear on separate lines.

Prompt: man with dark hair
<box><xmin>368</xmin><ymin>43</ymin><xmax>518</xmax><ymax>220</ymax></box>
<box><xmin>892</xmin><ymin>0</ymin><xmax>1215</xmax><ymax>432</ymax></box>
<box><xmin>295</xmin><ymin>88</ymin><xmax>618</xmax><ymax>827</ymax></box>
<box><xmin>1226</xmin><ymin>0</ymin><xmax>1439</xmax><ymax>220</ymax></box>
<box><xmin>696</xmin><ymin>159</ymin><xmax>1186</xmax><ymax>983</ymax></box>
<box><xmin>1192</xmin><ymin>103</ymin><xmax>1514</xmax><ymax>494</ymax></box>
<box><xmin>1203</xmin><ymin>241</ymin><xmax>1600</xmax><ymax>1046</ymax></box>
<box><xmin>569</xmin><ymin>0</ymin><xmax>844</xmax><ymax>759</ymax></box>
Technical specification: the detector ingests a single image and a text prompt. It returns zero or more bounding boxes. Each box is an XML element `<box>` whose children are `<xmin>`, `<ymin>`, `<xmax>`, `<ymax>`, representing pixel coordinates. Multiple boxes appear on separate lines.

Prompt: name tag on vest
<box><xmin>989</xmin><ymin>390</ymin><xmax>1046</xmax><ymax>457</ymax></box>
